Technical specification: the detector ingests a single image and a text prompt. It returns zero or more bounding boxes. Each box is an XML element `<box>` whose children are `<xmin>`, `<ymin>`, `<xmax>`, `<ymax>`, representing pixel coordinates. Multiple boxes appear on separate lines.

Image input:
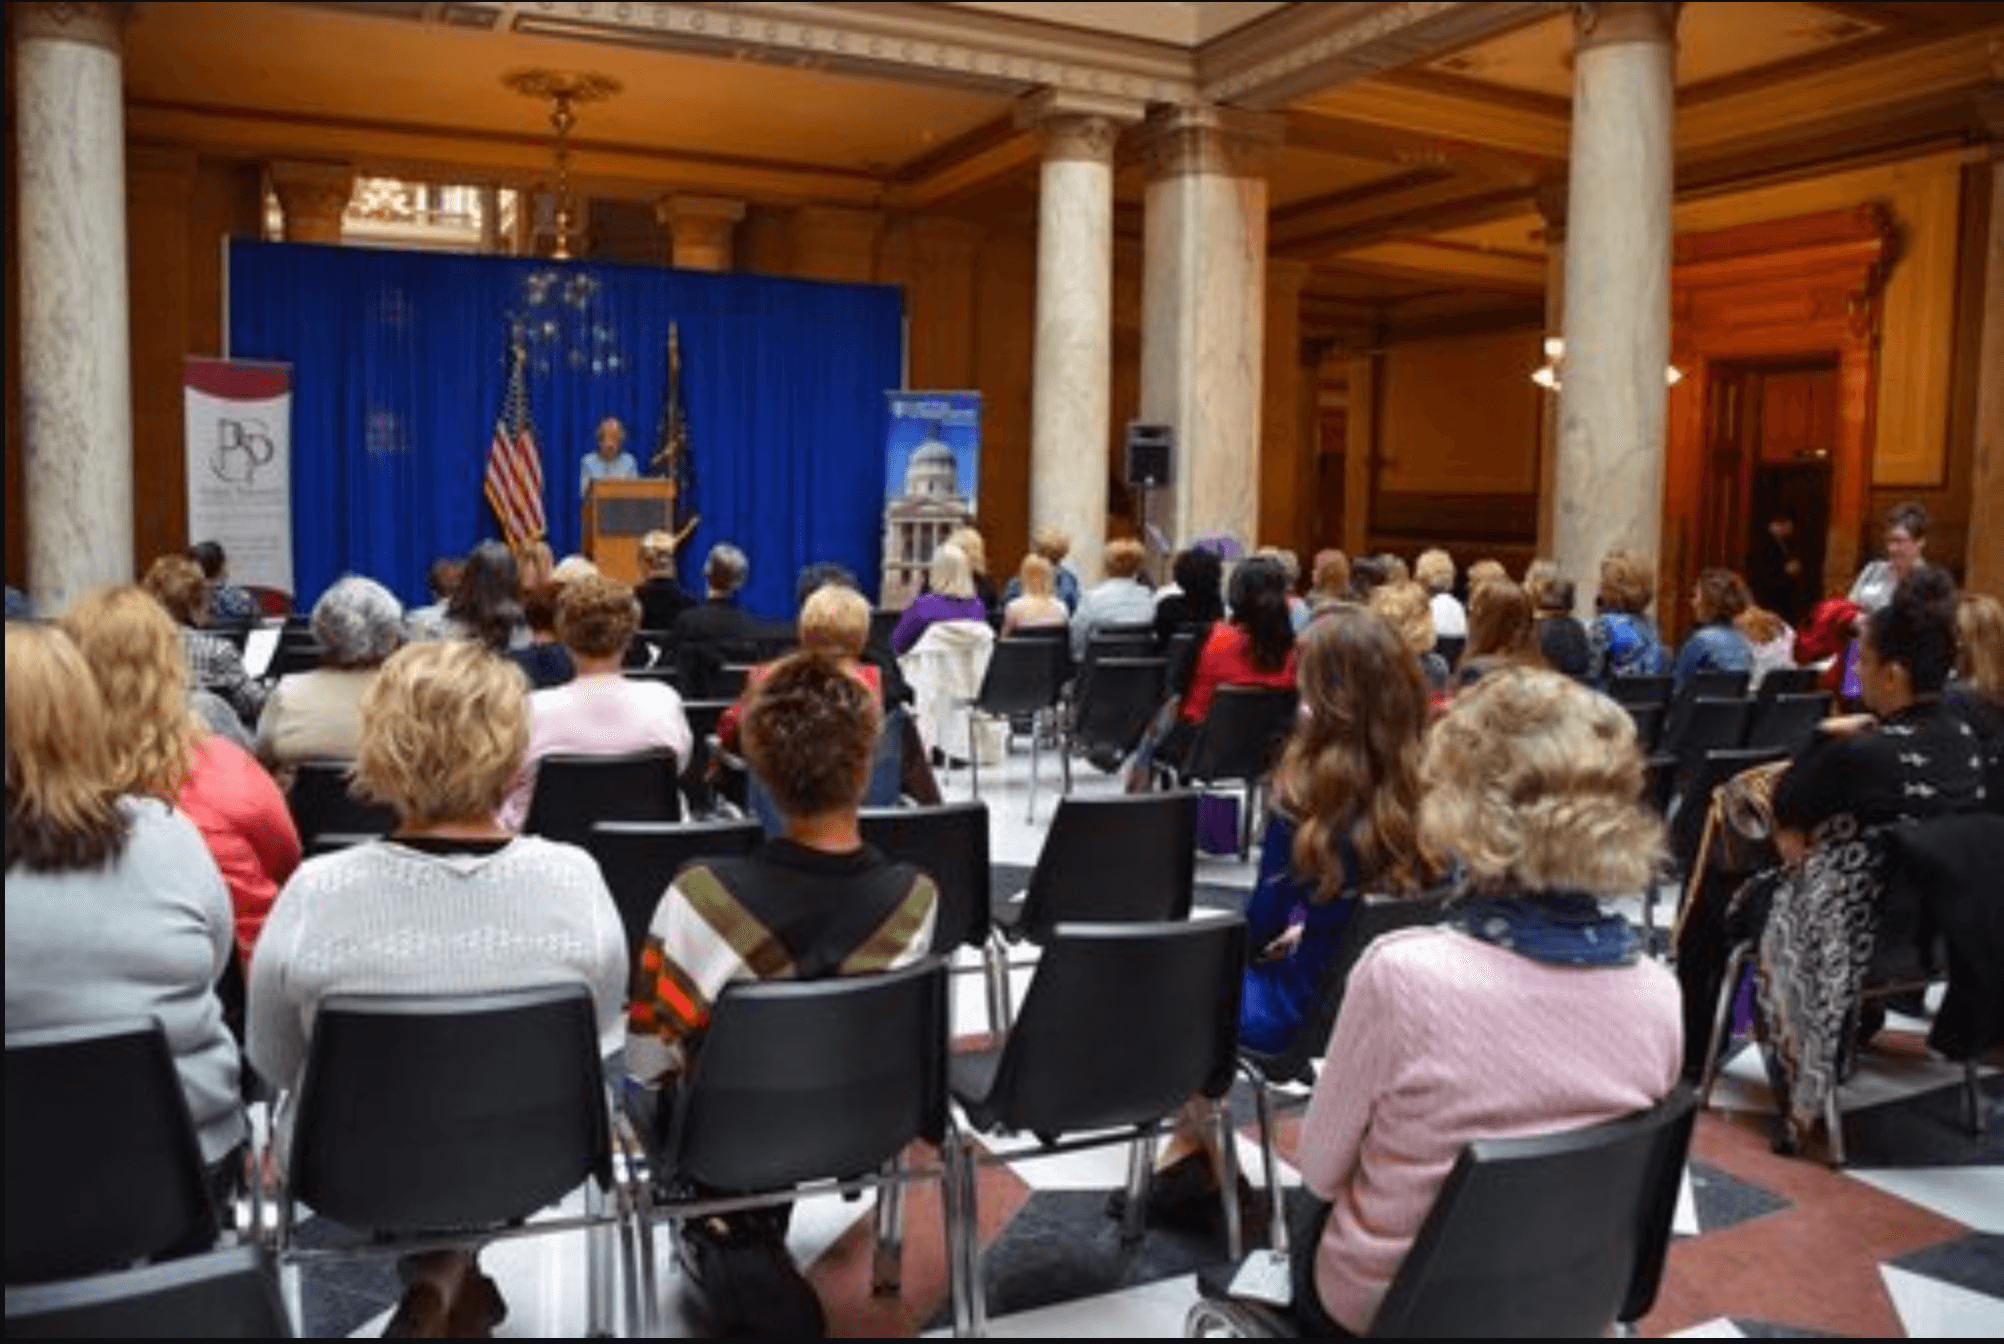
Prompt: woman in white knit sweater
<box><xmin>248</xmin><ymin>639</ymin><xmax>626</xmax><ymax>1336</ymax></box>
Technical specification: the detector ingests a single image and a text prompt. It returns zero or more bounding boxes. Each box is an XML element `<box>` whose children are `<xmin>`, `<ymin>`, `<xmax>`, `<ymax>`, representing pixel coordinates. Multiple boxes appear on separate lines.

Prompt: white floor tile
<box><xmin>1881</xmin><ymin>1263</ymin><xmax>2004</xmax><ymax>1339</ymax></box>
<box><xmin>1849</xmin><ymin>1167</ymin><xmax>2004</xmax><ymax>1236</ymax></box>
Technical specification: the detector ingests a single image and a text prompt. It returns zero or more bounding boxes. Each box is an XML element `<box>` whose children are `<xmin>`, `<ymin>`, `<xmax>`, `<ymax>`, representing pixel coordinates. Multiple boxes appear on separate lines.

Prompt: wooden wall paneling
<box><xmin>971</xmin><ymin>225</ymin><xmax>1035</xmax><ymax>579</ymax></box>
<box><xmin>127</xmin><ymin>146</ymin><xmax>199</xmax><ymax>574</ymax></box>
<box><xmin>5</xmin><ymin>23</ymin><xmax>21</xmax><ymax>590</ymax></box>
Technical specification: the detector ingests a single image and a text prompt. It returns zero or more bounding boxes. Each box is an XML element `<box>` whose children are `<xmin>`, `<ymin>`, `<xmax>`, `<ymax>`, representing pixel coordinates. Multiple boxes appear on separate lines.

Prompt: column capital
<box><xmin>654</xmin><ymin>195</ymin><xmax>745</xmax><ymax>272</ymax></box>
<box><xmin>1572</xmin><ymin>2</ymin><xmax>1682</xmax><ymax>55</ymax></box>
<box><xmin>268</xmin><ymin>160</ymin><xmax>355</xmax><ymax>244</ymax></box>
<box><xmin>1135</xmin><ymin>103</ymin><xmax>1286</xmax><ymax>183</ymax></box>
<box><xmin>12</xmin><ymin>2</ymin><xmax>133</xmax><ymax>53</ymax></box>
<box><xmin>1015</xmin><ymin>89</ymin><xmax>1142</xmax><ymax>165</ymax></box>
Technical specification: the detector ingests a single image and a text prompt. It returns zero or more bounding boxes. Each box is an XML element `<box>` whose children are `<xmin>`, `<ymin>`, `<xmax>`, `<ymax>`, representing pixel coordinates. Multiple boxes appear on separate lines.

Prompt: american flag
<box><xmin>484</xmin><ymin>335</ymin><xmax>546</xmax><ymax>549</ymax></box>
<box><xmin>651</xmin><ymin>322</ymin><xmax>697</xmax><ymax>535</ymax></box>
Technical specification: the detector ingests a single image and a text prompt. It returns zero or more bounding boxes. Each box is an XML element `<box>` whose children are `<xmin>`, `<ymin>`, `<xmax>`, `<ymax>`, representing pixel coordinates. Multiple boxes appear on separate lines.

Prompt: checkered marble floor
<box><xmin>289</xmin><ymin>743</ymin><xmax>2003</xmax><ymax>1337</ymax></box>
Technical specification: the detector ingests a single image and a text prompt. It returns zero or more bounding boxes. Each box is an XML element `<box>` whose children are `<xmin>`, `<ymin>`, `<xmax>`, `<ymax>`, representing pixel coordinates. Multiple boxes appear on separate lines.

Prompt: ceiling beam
<box><xmin>1284</xmin><ymin>109</ymin><xmax>1563</xmax><ymax>187</ymax></box>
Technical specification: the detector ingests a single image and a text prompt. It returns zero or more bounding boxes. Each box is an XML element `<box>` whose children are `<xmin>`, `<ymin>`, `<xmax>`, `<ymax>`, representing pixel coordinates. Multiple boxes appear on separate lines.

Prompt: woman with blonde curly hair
<box><xmin>7</xmin><ymin>621</ymin><xmax>250</xmax><ymax>1201</ymax></box>
<box><xmin>248</xmin><ymin>639</ymin><xmax>626</xmax><ymax>1335</ymax></box>
<box><xmin>1292</xmin><ymin>666</ymin><xmax>1681</xmax><ymax>1336</ymax></box>
<box><xmin>63</xmin><ymin>586</ymin><xmax>301</xmax><ymax>963</ymax></box>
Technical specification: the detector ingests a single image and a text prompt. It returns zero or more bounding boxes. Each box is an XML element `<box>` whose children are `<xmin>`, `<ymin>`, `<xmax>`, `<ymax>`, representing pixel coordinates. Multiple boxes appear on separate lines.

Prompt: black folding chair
<box><xmin>1187</xmin><ymin>1085</ymin><xmax>1697</xmax><ymax>1338</ymax></box>
<box><xmin>261</xmin><ymin>985</ymin><xmax>626</xmax><ymax>1333</ymax></box>
<box><xmin>622</xmin><ymin>960</ymin><xmax>954</xmax><ymax>1334</ymax></box>
<box><xmin>1608</xmin><ymin>674</ymin><xmax>1672</xmax><ymax>707</ymax></box>
<box><xmin>522</xmin><ymin>747</ymin><xmax>682</xmax><ymax>848</ymax></box>
<box><xmin>1062</xmin><ymin>655</ymin><xmax>1166</xmax><ymax>790</ymax></box>
<box><xmin>1158</xmin><ymin>686</ymin><xmax>1300</xmax><ymax>858</ymax></box>
<box><xmin>586</xmin><ymin>818</ymin><xmax>764</xmax><ymax>967</ymax></box>
<box><xmin>5</xmin><ymin>1245</ymin><xmax>292</xmax><ymax>1338</ymax></box>
<box><xmin>859</xmin><ymin>801</ymin><xmax>1006</xmax><ymax>1039</ymax></box>
<box><xmin>1753</xmin><ymin>666</ymin><xmax>1819</xmax><ymax>697</ymax></box>
<box><xmin>6</xmin><ymin>1018</ymin><xmax>231</xmax><ymax>1287</ymax></box>
<box><xmin>1681</xmin><ymin>669</ymin><xmax>1751</xmax><ymax>701</ymax></box>
<box><xmin>1742</xmin><ymin>690</ymin><xmax>1831</xmax><ymax>754</ymax></box>
<box><xmin>964</xmin><ymin>637</ymin><xmax>1068</xmax><ymax>822</ymax></box>
<box><xmin>946</xmin><ymin>919</ymin><xmax>1248</xmax><ymax>1335</ymax></box>
<box><xmin>285</xmin><ymin>760</ymin><xmax>396</xmax><ymax>852</ymax></box>
<box><xmin>1651</xmin><ymin>696</ymin><xmax>1753</xmax><ymax>814</ymax></box>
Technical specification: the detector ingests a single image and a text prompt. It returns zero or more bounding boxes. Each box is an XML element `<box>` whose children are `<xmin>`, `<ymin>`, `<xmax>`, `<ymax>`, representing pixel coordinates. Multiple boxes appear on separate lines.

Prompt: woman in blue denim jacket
<box><xmin>1672</xmin><ymin>568</ymin><xmax>1756</xmax><ymax>695</ymax></box>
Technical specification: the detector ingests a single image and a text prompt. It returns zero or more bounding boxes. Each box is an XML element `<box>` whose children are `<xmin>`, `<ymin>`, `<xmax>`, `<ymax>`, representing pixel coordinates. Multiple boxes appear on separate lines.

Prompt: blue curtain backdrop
<box><xmin>227</xmin><ymin>240</ymin><xmax>902</xmax><ymax>619</ymax></box>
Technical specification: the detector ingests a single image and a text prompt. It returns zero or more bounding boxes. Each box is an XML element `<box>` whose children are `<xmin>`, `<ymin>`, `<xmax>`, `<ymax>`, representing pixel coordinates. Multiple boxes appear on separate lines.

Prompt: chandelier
<box><xmin>501</xmin><ymin>68</ymin><xmax>621</xmax><ymax>261</ymax></box>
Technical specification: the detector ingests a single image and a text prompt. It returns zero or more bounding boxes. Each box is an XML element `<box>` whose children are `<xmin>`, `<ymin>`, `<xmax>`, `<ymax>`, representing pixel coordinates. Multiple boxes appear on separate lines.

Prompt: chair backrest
<box><xmin>1625</xmin><ymin>702</ymin><xmax>1666</xmax><ymax>754</ymax></box>
<box><xmin>1182</xmin><ymin>685</ymin><xmax>1300</xmax><ymax>785</ymax></box>
<box><xmin>976</xmin><ymin>637</ymin><xmax>1067</xmax><ymax>716</ymax></box>
<box><xmin>1018</xmin><ymin>792</ymin><xmax>1197</xmax><ymax>941</ymax></box>
<box><xmin>1681</xmin><ymin>669</ymin><xmax>1751</xmax><ymax>701</ymax></box>
<box><xmin>1369</xmin><ymin>1083</ymin><xmax>1698</xmax><ymax>1337</ymax></box>
<box><xmin>980</xmin><ymin>919</ymin><xmax>1246</xmax><ymax>1136</ymax></box>
<box><xmin>1085</xmin><ymin>631</ymin><xmax>1156</xmax><ymax>666</ymax></box>
<box><xmin>587</xmin><ymin>818</ymin><xmax>764</xmax><ymax>965</ymax></box>
<box><xmin>662</xmin><ymin>959</ymin><xmax>949</xmax><ymax>1191</ymax></box>
<box><xmin>711</xmin><ymin>663</ymin><xmax>755</xmax><ymax>700</ymax></box>
<box><xmin>4</xmin><ymin>1244</ymin><xmax>292</xmax><ymax>1338</ymax></box>
<box><xmin>289</xmin><ymin>984</ymin><xmax>611</xmax><ymax>1234</ymax></box>
<box><xmin>867</xmin><ymin>608</ymin><xmax>901</xmax><ymax>654</ymax></box>
<box><xmin>1609</xmin><ymin>674</ymin><xmax>1672</xmax><ymax>707</ymax></box>
<box><xmin>1659</xmin><ymin>695</ymin><xmax>1752</xmax><ymax>767</ymax></box>
<box><xmin>5</xmin><ymin>1018</ymin><xmax>219</xmax><ymax>1285</ymax></box>
<box><xmin>622</xmin><ymin>666</ymin><xmax>682</xmax><ymax>691</ymax></box>
<box><xmin>285</xmin><ymin>759</ymin><xmax>396</xmax><ymax>848</ymax></box>
<box><xmin>1754</xmin><ymin>665</ymin><xmax>1820</xmax><ymax>700</ymax></box>
<box><xmin>859</xmin><ymin>800</ymin><xmax>992</xmax><ymax>956</ymax></box>
<box><xmin>522</xmin><ymin>747</ymin><xmax>682</xmax><ymax>848</ymax></box>
<box><xmin>1877</xmin><ymin>812</ymin><xmax>2004</xmax><ymax>1059</ymax></box>
<box><xmin>269</xmin><ymin>636</ymin><xmax>325</xmax><ymax>681</ymax></box>
<box><xmin>1742</xmin><ymin>690</ymin><xmax>1831</xmax><ymax>754</ymax></box>
<box><xmin>1071</xmin><ymin>656</ymin><xmax>1166</xmax><ymax>757</ymax></box>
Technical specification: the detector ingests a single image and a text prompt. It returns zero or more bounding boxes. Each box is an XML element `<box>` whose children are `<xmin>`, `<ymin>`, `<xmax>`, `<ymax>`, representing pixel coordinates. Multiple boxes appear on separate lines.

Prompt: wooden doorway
<box><xmin>1700</xmin><ymin>358</ymin><xmax>1837</xmax><ymax>627</ymax></box>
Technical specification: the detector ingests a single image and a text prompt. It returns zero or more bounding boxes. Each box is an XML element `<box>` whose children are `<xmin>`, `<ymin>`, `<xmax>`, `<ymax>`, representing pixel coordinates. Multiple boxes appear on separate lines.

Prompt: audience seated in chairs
<box><xmin>189</xmin><ymin>539</ymin><xmax>260</xmax><ymax>635</ymax></box>
<box><xmin>1124</xmin><ymin>606</ymin><xmax>1434</xmax><ymax>1237</ymax></box>
<box><xmin>1130</xmin><ymin>554</ymin><xmax>1297</xmax><ymax>785</ymax></box>
<box><xmin>1000</xmin><ymin>552</ymin><xmax>1070</xmax><ymax>638</ymax></box>
<box><xmin>1589</xmin><ymin>547</ymin><xmax>1672</xmax><ymax>686</ymax></box>
<box><xmin>1414</xmin><ymin>547</ymin><xmax>1463</xmax><ymax>652</ymax></box>
<box><xmin>403</xmin><ymin>553</ymin><xmax>463</xmax><ymax>642</ymax></box>
<box><xmin>1672</xmin><ymin>568</ymin><xmax>1985</xmax><ymax>1153</ymax></box>
<box><xmin>897</xmin><ymin>544</ymin><xmax>998</xmax><ymax>767</ymax></box>
<box><xmin>1453</xmin><ymin>575</ymin><xmax>1544</xmax><ymax>690</ymax></box>
<box><xmin>63</xmin><ymin>586</ymin><xmax>301</xmax><ymax>970</ymax></box>
<box><xmin>635</xmin><ymin>527</ymin><xmax>696</xmax><ymax>633</ymax></box>
<box><xmin>508</xmin><ymin>581</ymin><xmax>578</xmax><ymax>690</ymax></box>
<box><xmin>1000</xmin><ymin>523</ymin><xmax>1083</xmax><ymax>614</ymax></box>
<box><xmin>1291</xmin><ymin>665</ymin><xmax>1681</xmax><ymax>1336</ymax></box>
<box><xmin>1069</xmin><ymin>537</ymin><xmax>1156</xmax><ymax>663</ymax></box>
<box><xmin>1368</xmin><ymin>578</ymin><xmax>1448</xmax><ymax>698</ymax></box>
<box><xmin>890</xmin><ymin>542</ymin><xmax>988</xmax><ymax>657</ymax></box>
<box><xmin>254</xmin><ymin>574</ymin><xmax>404</xmax><ymax>789</ymax></box>
<box><xmin>498</xmin><ymin>572</ymin><xmax>692</xmax><ymax>832</ymax></box>
<box><xmin>246</xmin><ymin>639</ymin><xmax>627</xmax><ymax>1337</ymax></box>
<box><xmin>675</xmin><ymin>543</ymin><xmax>762</xmax><ymax>698</ymax></box>
<box><xmin>5</xmin><ymin>622</ymin><xmax>251</xmax><ymax>1212</ymax></box>
<box><xmin>1948</xmin><ymin>591</ymin><xmax>2004</xmax><ymax>805</ymax></box>
<box><xmin>949</xmin><ymin>524</ymin><xmax>1003</xmax><ymax>630</ymax></box>
<box><xmin>1530</xmin><ymin>571</ymin><xmax>1593</xmax><ymax>681</ymax></box>
<box><xmin>627</xmin><ymin>652</ymin><xmax>938</xmax><ymax>1337</ymax></box>
<box><xmin>716</xmin><ymin>581</ymin><xmax>939</xmax><ymax>811</ymax></box>
<box><xmin>1739</xmin><ymin>601</ymin><xmax>1799</xmax><ymax>691</ymax></box>
<box><xmin>436</xmin><ymin>538</ymin><xmax>529</xmax><ymax>653</ymax></box>
<box><xmin>144</xmin><ymin>553</ymin><xmax>267</xmax><ymax>731</ymax></box>
<box><xmin>1673</xmin><ymin>568</ymin><xmax>1757</xmax><ymax>697</ymax></box>
<box><xmin>1153</xmin><ymin>545</ymin><xmax>1225</xmax><ymax>680</ymax></box>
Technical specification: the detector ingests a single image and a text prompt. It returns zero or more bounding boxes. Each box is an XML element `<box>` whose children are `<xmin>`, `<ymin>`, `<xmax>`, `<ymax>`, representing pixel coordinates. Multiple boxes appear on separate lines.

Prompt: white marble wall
<box><xmin>1137</xmin><ymin>105</ymin><xmax>1280</xmax><ymax>556</ymax></box>
<box><xmin>1029</xmin><ymin>115</ymin><xmax>1120</xmax><ymax>585</ymax></box>
<box><xmin>17</xmin><ymin>17</ymin><xmax>133</xmax><ymax>616</ymax></box>
<box><xmin>1554</xmin><ymin>4</ymin><xmax>1678</xmax><ymax>619</ymax></box>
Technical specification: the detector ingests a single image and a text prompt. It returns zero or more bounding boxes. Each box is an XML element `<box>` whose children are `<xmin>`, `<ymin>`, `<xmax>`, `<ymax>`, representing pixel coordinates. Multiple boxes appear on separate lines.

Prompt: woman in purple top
<box><xmin>890</xmin><ymin>543</ymin><xmax>988</xmax><ymax>655</ymax></box>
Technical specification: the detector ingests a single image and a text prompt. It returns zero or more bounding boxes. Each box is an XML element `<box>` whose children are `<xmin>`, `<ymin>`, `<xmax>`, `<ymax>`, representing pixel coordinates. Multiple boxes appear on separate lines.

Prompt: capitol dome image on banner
<box><xmin>879</xmin><ymin>391</ymin><xmax>981</xmax><ymax>610</ymax></box>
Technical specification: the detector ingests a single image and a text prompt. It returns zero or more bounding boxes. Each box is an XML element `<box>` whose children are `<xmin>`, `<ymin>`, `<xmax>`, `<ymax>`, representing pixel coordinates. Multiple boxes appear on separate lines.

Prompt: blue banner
<box><xmin>880</xmin><ymin>391</ymin><xmax>981</xmax><ymax>610</ymax></box>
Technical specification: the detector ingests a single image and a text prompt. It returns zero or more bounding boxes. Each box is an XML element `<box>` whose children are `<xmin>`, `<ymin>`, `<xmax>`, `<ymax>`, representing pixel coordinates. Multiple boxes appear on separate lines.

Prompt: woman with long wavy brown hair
<box><xmin>1124</xmin><ymin>605</ymin><xmax>1432</xmax><ymax>1235</ymax></box>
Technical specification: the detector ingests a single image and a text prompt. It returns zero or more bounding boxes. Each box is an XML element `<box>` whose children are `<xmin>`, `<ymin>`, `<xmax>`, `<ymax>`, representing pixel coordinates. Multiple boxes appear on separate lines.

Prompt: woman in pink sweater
<box><xmin>1294</xmin><ymin>666</ymin><xmax>1682</xmax><ymax>1336</ymax></box>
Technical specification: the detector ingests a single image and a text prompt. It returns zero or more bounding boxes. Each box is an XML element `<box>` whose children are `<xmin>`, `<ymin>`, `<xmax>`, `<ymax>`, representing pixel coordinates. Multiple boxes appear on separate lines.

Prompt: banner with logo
<box><xmin>880</xmin><ymin>391</ymin><xmax>981</xmax><ymax>610</ymax></box>
<box><xmin>184</xmin><ymin>358</ymin><xmax>294</xmax><ymax>595</ymax></box>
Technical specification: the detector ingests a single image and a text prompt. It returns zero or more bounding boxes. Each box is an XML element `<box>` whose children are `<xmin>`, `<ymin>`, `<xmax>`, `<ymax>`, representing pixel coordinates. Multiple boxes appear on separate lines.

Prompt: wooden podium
<box><xmin>582</xmin><ymin>478</ymin><xmax>675</xmax><ymax>583</ymax></box>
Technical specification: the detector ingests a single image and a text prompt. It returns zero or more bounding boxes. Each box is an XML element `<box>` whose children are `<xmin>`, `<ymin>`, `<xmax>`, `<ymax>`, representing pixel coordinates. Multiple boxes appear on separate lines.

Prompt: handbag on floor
<box><xmin>1196</xmin><ymin>790</ymin><xmax>1241</xmax><ymax>857</ymax></box>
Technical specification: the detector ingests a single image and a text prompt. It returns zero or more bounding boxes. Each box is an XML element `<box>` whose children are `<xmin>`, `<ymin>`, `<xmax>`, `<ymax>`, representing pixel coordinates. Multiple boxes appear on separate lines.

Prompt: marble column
<box><xmin>1553</xmin><ymin>2</ymin><xmax>1680</xmax><ymax>617</ymax></box>
<box><xmin>1259</xmin><ymin>258</ymin><xmax>1311</xmax><ymax>551</ymax></box>
<box><xmin>1136</xmin><ymin>103</ymin><xmax>1284</xmax><ymax>555</ymax></box>
<box><xmin>1533</xmin><ymin>181</ymin><xmax>1566</xmax><ymax>559</ymax></box>
<box><xmin>1968</xmin><ymin>92</ymin><xmax>2004</xmax><ymax>599</ymax></box>
<box><xmin>1020</xmin><ymin>90</ymin><xmax>1139</xmax><ymax>586</ymax></box>
<box><xmin>16</xmin><ymin>2</ymin><xmax>134</xmax><ymax>615</ymax></box>
<box><xmin>655</xmin><ymin>194</ymin><xmax>745</xmax><ymax>272</ymax></box>
<box><xmin>268</xmin><ymin>160</ymin><xmax>354</xmax><ymax>244</ymax></box>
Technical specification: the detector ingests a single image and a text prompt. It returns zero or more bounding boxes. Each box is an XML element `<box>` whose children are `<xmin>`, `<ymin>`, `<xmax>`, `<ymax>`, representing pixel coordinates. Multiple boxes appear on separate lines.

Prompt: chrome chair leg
<box><xmin>1215</xmin><ymin>1098</ymin><xmax>1244</xmax><ymax>1263</ymax></box>
<box><xmin>1699</xmin><ymin>943</ymin><xmax>1756</xmax><ymax>1109</ymax></box>
<box><xmin>870</xmin><ymin>1157</ymin><xmax>907</xmax><ymax>1296</ymax></box>
<box><xmin>1966</xmin><ymin>1060</ymin><xmax>1986</xmax><ymax>1139</ymax></box>
<box><xmin>1120</xmin><ymin>1132</ymin><xmax>1157</xmax><ymax>1246</ymax></box>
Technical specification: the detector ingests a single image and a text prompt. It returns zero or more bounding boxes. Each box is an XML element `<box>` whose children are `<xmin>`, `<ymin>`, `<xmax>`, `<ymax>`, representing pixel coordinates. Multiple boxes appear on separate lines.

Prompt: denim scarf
<box><xmin>1449</xmin><ymin>889</ymin><xmax>1640</xmax><ymax>967</ymax></box>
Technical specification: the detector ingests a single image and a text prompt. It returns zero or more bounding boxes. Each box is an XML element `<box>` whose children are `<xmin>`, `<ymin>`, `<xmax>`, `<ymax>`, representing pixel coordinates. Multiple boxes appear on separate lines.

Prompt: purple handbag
<box><xmin>1196</xmin><ymin>790</ymin><xmax>1241</xmax><ymax>856</ymax></box>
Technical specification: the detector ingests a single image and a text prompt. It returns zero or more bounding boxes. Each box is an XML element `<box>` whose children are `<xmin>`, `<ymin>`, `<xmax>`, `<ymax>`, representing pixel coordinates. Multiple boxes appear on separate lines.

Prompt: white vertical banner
<box><xmin>184</xmin><ymin>358</ymin><xmax>293</xmax><ymax>594</ymax></box>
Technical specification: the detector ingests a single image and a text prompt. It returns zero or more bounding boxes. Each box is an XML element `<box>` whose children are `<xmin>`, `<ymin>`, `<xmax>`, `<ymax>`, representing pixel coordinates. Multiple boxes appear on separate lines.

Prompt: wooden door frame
<box><xmin>1664</xmin><ymin>206</ymin><xmax>1892</xmax><ymax>627</ymax></box>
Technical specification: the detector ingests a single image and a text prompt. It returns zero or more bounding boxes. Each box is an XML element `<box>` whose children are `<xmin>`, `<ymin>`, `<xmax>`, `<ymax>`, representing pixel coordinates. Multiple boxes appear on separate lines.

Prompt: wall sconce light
<box><xmin>1530</xmin><ymin>337</ymin><xmax>1684</xmax><ymax>392</ymax></box>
